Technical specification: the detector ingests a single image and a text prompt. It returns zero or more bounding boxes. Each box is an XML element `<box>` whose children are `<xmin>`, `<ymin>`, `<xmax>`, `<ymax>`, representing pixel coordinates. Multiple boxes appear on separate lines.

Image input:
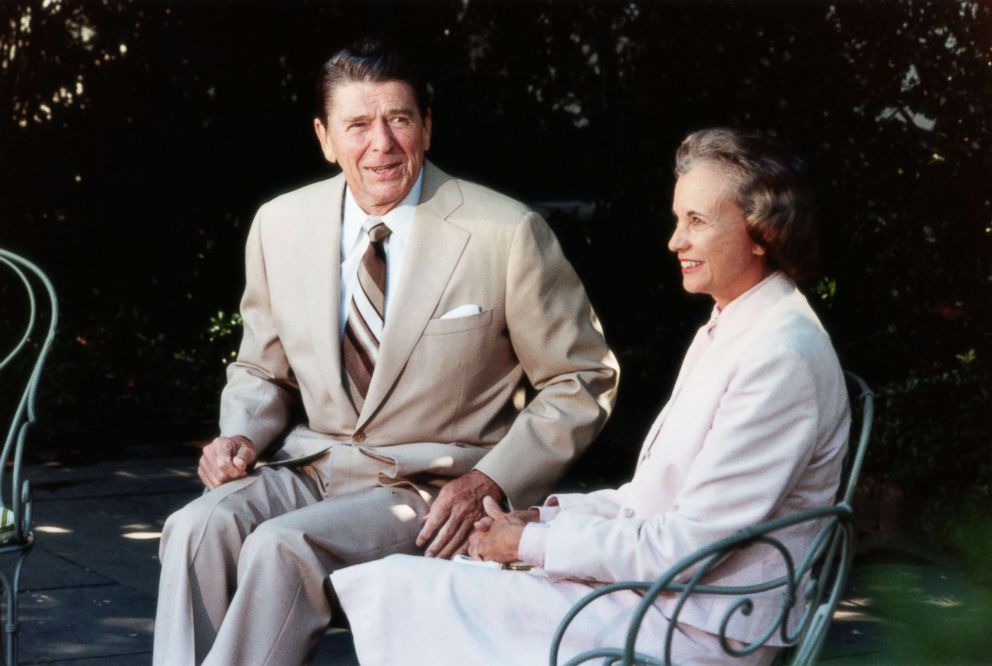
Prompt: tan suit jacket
<box><xmin>218</xmin><ymin>161</ymin><xmax>619</xmax><ymax>507</ymax></box>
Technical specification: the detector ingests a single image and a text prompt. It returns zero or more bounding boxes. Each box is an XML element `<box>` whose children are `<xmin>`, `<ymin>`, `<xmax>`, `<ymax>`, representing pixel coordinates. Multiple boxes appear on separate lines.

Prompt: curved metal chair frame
<box><xmin>0</xmin><ymin>249</ymin><xmax>59</xmax><ymax>665</ymax></box>
<box><xmin>550</xmin><ymin>371</ymin><xmax>874</xmax><ymax>666</ymax></box>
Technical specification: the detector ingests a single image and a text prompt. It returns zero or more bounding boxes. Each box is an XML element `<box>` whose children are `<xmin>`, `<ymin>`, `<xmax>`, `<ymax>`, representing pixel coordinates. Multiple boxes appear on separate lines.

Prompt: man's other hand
<box><xmin>417</xmin><ymin>469</ymin><xmax>504</xmax><ymax>559</ymax></box>
<box><xmin>198</xmin><ymin>435</ymin><xmax>257</xmax><ymax>490</ymax></box>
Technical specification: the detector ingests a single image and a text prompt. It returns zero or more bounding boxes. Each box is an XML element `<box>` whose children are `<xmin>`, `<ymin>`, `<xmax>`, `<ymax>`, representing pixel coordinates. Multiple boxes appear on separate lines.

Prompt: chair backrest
<box><xmin>837</xmin><ymin>371</ymin><xmax>874</xmax><ymax>506</ymax></box>
<box><xmin>0</xmin><ymin>249</ymin><xmax>59</xmax><ymax>544</ymax></box>
<box><xmin>782</xmin><ymin>371</ymin><xmax>874</xmax><ymax>665</ymax></box>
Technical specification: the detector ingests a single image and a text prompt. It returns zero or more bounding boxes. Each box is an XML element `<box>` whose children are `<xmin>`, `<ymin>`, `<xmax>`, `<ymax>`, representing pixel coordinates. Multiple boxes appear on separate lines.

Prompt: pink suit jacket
<box><xmin>532</xmin><ymin>272</ymin><xmax>850</xmax><ymax>645</ymax></box>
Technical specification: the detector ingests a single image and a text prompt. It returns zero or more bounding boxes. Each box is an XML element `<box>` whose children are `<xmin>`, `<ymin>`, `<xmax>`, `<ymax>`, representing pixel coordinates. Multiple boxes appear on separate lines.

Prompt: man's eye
<box><xmin>390</xmin><ymin>116</ymin><xmax>411</xmax><ymax>127</ymax></box>
<box><xmin>348</xmin><ymin>122</ymin><xmax>366</xmax><ymax>131</ymax></box>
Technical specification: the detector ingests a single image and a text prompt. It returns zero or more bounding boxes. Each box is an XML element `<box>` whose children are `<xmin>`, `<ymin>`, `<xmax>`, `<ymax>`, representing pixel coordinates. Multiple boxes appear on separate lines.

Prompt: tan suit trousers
<box><xmin>153</xmin><ymin>444</ymin><xmax>434</xmax><ymax>665</ymax></box>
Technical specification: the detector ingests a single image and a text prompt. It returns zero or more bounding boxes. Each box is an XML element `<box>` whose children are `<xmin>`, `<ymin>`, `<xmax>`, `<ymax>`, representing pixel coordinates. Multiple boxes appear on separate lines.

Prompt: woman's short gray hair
<box><xmin>675</xmin><ymin>128</ymin><xmax>818</xmax><ymax>282</ymax></box>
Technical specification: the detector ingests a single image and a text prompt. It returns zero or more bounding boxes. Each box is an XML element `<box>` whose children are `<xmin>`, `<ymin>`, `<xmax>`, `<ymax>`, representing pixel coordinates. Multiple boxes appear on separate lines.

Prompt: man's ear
<box><xmin>752</xmin><ymin>243</ymin><xmax>766</xmax><ymax>256</ymax></box>
<box><xmin>422</xmin><ymin>108</ymin><xmax>432</xmax><ymax>152</ymax></box>
<box><xmin>313</xmin><ymin>118</ymin><xmax>336</xmax><ymax>164</ymax></box>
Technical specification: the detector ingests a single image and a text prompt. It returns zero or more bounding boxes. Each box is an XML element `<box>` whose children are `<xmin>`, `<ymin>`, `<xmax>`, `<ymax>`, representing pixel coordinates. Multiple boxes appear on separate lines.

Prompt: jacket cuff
<box><xmin>518</xmin><ymin>523</ymin><xmax>549</xmax><ymax>568</ymax></box>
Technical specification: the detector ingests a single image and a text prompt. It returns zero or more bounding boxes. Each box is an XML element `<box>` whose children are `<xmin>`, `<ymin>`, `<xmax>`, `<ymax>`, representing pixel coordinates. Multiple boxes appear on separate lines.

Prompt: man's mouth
<box><xmin>680</xmin><ymin>260</ymin><xmax>703</xmax><ymax>270</ymax></box>
<box><xmin>365</xmin><ymin>163</ymin><xmax>402</xmax><ymax>176</ymax></box>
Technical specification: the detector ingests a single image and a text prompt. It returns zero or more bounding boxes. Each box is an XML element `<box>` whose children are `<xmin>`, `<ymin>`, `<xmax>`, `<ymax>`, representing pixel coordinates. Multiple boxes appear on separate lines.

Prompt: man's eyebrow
<box><xmin>340</xmin><ymin>108</ymin><xmax>415</xmax><ymax>123</ymax></box>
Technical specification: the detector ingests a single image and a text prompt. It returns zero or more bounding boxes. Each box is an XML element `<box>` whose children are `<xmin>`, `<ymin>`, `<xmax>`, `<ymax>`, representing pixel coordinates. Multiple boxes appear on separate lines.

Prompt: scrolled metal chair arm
<box><xmin>561</xmin><ymin>646</ymin><xmax>660</xmax><ymax>666</ymax></box>
<box><xmin>550</xmin><ymin>581</ymin><xmax>653</xmax><ymax>666</ymax></box>
<box><xmin>551</xmin><ymin>505</ymin><xmax>855</xmax><ymax>666</ymax></box>
<box><xmin>714</xmin><ymin>536</ymin><xmax>797</xmax><ymax>657</ymax></box>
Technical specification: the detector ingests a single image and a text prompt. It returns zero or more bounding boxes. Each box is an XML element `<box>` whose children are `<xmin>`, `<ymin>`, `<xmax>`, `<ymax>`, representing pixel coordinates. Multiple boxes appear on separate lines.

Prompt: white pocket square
<box><xmin>440</xmin><ymin>304</ymin><xmax>483</xmax><ymax>320</ymax></box>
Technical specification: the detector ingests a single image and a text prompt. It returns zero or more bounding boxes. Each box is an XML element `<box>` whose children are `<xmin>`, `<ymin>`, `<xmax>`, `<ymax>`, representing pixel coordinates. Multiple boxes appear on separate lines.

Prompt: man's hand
<box><xmin>416</xmin><ymin>470</ymin><xmax>504</xmax><ymax>559</ymax></box>
<box><xmin>467</xmin><ymin>496</ymin><xmax>529</xmax><ymax>564</ymax></box>
<box><xmin>473</xmin><ymin>505</ymin><xmax>540</xmax><ymax>533</ymax></box>
<box><xmin>198</xmin><ymin>435</ymin><xmax>257</xmax><ymax>490</ymax></box>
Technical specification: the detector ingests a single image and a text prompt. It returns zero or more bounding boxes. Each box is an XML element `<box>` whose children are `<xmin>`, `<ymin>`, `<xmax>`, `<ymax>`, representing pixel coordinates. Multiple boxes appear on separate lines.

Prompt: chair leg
<box><xmin>0</xmin><ymin>547</ymin><xmax>31</xmax><ymax>666</ymax></box>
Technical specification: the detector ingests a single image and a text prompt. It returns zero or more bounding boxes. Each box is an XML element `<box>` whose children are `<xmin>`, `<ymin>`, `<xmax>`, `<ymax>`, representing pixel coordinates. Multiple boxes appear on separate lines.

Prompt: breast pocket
<box><xmin>421</xmin><ymin>309</ymin><xmax>493</xmax><ymax>336</ymax></box>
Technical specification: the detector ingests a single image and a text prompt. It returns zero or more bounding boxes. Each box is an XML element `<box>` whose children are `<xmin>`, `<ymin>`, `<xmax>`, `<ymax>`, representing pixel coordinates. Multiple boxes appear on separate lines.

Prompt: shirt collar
<box><xmin>342</xmin><ymin>168</ymin><xmax>424</xmax><ymax>249</ymax></box>
<box><xmin>705</xmin><ymin>271</ymin><xmax>792</xmax><ymax>338</ymax></box>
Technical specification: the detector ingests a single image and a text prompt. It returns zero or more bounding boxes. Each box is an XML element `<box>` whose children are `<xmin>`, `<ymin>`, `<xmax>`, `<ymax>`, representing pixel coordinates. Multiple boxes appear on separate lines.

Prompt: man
<box><xmin>153</xmin><ymin>38</ymin><xmax>618</xmax><ymax>665</ymax></box>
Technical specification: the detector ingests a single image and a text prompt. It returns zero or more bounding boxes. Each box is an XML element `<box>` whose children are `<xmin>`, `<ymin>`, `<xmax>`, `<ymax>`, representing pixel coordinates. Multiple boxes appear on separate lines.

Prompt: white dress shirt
<box><xmin>338</xmin><ymin>168</ymin><xmax>424</xmax><ymax>336</ymax></box>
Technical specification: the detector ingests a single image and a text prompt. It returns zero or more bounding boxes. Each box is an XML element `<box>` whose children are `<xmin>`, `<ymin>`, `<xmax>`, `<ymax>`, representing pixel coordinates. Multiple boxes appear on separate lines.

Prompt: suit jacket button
<box><xmin>353</xmin><ymin>431</ymin><xmax>366</xmax><ymax>443</ymax></box>
<box><xmin>622</xmin><ymin>508</ymin><xmax>635</xmax><ymax>518</ymax></box>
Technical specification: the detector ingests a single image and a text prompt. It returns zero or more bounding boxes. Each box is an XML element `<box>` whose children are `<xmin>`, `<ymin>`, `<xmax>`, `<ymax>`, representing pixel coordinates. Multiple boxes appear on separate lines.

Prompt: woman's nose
<box><xmin>668</xmin><ymin>225</ymin><xmax>687</xmax><ymax>253</ymax></box>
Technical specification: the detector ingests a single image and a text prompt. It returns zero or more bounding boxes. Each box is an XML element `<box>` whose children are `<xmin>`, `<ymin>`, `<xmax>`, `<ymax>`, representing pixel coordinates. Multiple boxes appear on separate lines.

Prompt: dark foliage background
<box><xmin>1</xmin><ymin>0</ymin><xmax>989</xmax><ymax>541</ymax></box>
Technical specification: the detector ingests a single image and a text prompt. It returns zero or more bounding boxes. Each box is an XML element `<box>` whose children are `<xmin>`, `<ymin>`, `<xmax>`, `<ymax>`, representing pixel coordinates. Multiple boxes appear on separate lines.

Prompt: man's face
<box><xmin>314</xmin><ymin>80</ymin><xmax>431</xmax><ymax>217</ymax></box>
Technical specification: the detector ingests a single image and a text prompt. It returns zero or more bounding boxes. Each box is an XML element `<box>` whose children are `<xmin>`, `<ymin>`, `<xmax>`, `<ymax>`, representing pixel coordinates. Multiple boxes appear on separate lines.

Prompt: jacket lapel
<box><xmin>305</xmin><ymin>174</ymin><xmax>357</xmax><ymax>419</ymax></box>
<box><xmin>357</xmin><ymin>163</ymin><xmax>468</xmax><ymax>427</ymax></box>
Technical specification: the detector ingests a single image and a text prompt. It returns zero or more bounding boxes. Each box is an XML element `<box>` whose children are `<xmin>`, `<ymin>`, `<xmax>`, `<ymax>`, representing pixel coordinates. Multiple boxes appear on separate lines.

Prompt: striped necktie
<box><xmin>342</xmin><ymin>218</ymin><xmax>392</xmax><ymax>409</ymax></box>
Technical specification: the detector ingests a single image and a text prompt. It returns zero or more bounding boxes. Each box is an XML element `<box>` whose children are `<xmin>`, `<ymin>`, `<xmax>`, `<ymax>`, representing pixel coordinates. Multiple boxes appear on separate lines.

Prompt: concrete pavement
<box><xmin>8</xmin><ymin>453</ymin><xmax>357</xmax><ymax>665</ymax></box>
<box><xmin>4</xmin><ymin>453</ymin><xmax>921</xmax><ymax>664</ymax></box>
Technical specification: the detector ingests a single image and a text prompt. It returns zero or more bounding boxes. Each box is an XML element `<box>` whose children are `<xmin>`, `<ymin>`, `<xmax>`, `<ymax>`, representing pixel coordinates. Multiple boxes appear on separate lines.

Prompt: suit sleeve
<box><xmin>474</xmin><ymin>213</ymin><xmax>620</xmax><ymax>507</ymax></box>
<box><xmin>538</xmin><ymin>347</ymin><xmax>822</xmax><ymax>583</ymax></box>
<box><xmin>547</xmin><ymin>486</ymin><xmax>628</xmax><ymax>518</ymax></box>
<box><xmin>218</xmin><ymin>205</ymin><xmax>297</xmax><ymax>455</ymax></box>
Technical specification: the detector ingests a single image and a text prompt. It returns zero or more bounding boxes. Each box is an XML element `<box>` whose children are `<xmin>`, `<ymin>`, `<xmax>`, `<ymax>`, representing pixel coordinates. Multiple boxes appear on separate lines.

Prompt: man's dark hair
<box><xmin>314</xmin><ymin>37</ymin><xmax>429</xmax><ymax>122</ymax></box>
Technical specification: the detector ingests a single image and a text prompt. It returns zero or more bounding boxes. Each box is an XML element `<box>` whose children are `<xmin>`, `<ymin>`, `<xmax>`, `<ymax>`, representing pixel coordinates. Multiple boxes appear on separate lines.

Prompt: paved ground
<box><xmin>0</xmin><ymin>454</ymin><xmax>961</xmax><ymax>664</ymax></box>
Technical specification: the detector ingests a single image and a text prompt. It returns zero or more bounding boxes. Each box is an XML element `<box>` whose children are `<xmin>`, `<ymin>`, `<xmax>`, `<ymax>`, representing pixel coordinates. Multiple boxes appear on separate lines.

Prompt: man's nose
<box><xmin>370</xmin><ymin>119</ymin><xmax>396</xmax><ymax>151</ymax></box>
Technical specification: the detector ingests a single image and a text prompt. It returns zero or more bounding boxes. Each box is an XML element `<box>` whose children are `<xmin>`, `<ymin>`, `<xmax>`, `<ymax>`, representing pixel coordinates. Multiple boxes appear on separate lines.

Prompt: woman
<box><xmin>330</xmin><ymin>128</ymin><xmax>850</xmax><ymax>665</ymax></box>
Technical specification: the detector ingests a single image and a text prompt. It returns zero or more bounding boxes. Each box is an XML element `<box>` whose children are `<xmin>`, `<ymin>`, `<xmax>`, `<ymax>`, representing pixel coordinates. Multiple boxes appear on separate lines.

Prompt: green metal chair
<box><xmin>550</xmin><ymin>371</ymin><xmax>874</xmax><ymax>666</ymax></box>
<box><xmin>0</xmin><ymin>249</ymin><xmax>58</xmax><ymax>665</ymax></box>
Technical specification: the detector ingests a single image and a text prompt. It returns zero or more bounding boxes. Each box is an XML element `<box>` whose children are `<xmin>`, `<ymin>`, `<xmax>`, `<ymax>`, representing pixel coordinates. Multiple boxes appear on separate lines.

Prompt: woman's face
<box><xmin>668</xmin><ymin>161</ymin><xmax>769</xmax><ymax>309</ymax></box>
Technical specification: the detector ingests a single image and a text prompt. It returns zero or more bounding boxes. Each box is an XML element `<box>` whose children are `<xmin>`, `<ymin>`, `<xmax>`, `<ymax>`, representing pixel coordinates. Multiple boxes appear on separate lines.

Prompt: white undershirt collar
<box><xmin>339</xmin><ymin>168</ymin><xmax>424</xmax><ymax>336</ymax></box>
